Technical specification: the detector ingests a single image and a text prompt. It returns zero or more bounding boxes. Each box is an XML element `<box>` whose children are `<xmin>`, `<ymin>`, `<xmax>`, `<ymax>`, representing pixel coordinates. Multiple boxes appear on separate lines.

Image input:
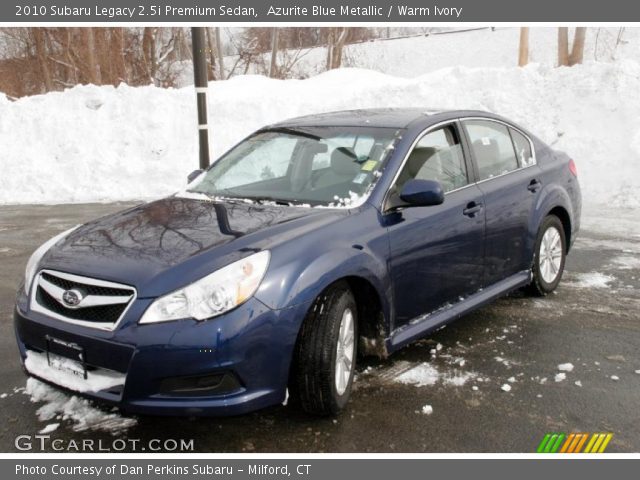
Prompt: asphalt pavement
<box><xmin>0</xmin><ymin>202</ymin><xmax>638</xmax><ymax>453</ymax></box>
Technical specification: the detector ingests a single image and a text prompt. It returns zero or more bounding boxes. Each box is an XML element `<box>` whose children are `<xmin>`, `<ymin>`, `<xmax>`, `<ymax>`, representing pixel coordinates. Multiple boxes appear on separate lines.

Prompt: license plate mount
<box><xmin>45</xmin><ymin>335</ymin><xmax>87</xmax><ymax>380</ymax></box>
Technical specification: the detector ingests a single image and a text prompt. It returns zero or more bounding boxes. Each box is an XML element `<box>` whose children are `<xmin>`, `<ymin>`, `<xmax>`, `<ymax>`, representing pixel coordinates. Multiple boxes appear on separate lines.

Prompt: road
<box><xmin>0</xmin><ymin>203</ymin><xmax>638</xmax><ymax>453</ymax></box>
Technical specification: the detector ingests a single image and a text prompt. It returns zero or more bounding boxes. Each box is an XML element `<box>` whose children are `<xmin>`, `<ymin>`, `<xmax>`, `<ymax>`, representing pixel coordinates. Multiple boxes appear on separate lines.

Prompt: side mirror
<box><xmin>399</xmin><ymin>179</ymin><xmax>445</xmax><ymax>207</ymax></box>
<box><xmin>187</xmin><ymin>169</ymin><xmax>203</xmax><ymax>184</ymax></box>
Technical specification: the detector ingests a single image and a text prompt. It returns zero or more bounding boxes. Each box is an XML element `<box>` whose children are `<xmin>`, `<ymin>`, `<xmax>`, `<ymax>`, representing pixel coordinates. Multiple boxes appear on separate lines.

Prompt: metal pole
<box><xmin>191</xmin><ymin>27</ymin><xmax>210</xmax><ymax>169</ymax></box>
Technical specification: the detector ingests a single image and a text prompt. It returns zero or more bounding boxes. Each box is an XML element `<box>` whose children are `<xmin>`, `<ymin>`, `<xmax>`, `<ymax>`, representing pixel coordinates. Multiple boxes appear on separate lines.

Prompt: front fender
<box><xmin>255</xmin><ymin>246</ymin><xmax>391</xmax><ymax>322</ymax></box>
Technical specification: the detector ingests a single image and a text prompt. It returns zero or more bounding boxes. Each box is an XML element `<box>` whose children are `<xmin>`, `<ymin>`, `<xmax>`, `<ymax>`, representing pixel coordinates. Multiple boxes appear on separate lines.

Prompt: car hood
<box><xmin>39</xmin><ymin>196</ymin><xmax>346</xmax><ymax>296</ymax></box>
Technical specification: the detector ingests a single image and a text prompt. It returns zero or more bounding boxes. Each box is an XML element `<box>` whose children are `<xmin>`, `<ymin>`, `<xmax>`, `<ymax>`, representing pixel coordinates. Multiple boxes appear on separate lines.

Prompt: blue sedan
<box><xmin>14</xmin><ymin>109</ymin><xmax>581</xmax><ymax>416</ymax></box>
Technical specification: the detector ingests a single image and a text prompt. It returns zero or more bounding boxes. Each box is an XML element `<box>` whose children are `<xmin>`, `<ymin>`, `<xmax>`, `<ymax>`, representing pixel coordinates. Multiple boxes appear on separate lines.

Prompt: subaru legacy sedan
<box><xmin>14</xmin><ymin>109</ymin><xmax>581</xmax><ymax>416</ymax></box>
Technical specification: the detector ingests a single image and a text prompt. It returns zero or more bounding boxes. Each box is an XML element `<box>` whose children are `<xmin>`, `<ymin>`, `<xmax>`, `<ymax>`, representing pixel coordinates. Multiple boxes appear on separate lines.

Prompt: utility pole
<box><xmin>191</xmin><ymin>27</ymin><xmax>210</xmax><ymax>169</ymax></box>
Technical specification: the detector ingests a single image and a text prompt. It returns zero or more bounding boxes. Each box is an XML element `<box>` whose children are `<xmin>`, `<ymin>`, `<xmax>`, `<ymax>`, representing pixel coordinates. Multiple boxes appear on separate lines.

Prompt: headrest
<box><xmin>331</xmin><ymin>147</ymin><xmax>360</xmax><ymax>176</ymax></box>
<box><xmin>405</xmin><ymin>147</ymin><xmax>437</xmax><ymax>177</ymax></box>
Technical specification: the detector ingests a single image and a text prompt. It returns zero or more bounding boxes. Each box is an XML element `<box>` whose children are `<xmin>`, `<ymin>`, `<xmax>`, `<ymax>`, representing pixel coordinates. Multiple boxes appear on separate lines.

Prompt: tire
<box><xmin>527</xmin><ymin>215</ymin><xmax>567</xmax><ymax>296</ymax></box>
<box><xmin>291</xmin><ymin>282</ymin><xmax>358</xmax><ymax>416</ymax></box>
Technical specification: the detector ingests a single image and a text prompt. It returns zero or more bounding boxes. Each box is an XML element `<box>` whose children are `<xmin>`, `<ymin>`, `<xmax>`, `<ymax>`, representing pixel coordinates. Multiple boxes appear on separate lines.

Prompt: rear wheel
<box><xmin>291</xmin><ymin>282</ymin><xmax>357</xmax><ymax>416</ymax></box>
<box><xmin>528</xmin><ymin>215</ymin><xmax>566</xmax><ymax>296</ymax></box>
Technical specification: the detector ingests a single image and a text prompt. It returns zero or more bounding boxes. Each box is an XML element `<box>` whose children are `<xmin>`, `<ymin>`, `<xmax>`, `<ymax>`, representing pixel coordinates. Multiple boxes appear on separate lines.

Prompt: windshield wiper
<box><xmin>266</xmin><ymin>127</ymin><xmax>322</xmax><ymax>141</ymax></box>
<box><xmin>241</xmin><ymin>195</ymin><xmax>297</xmax><ymax>206</ymax></box>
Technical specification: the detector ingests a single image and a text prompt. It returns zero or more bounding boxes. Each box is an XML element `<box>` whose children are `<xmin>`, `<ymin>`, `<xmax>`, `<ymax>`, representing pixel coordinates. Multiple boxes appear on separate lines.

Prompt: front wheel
<box><xmin>528</xmin><ymin>215</ymin><xmax>566</xmax><ymax>296</ymax></box>
<box><xmin>291</xmin><ymin>282</ymin><xmax>357</xmax><ymax>416</ymax></box>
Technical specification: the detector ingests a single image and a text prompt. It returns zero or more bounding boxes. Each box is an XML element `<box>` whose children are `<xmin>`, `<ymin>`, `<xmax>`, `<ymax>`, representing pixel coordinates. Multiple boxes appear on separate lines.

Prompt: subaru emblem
<box><xmin>62</xmin><ymin>289</ymin><xmax>84</xmax><ymax>308</ymax></box>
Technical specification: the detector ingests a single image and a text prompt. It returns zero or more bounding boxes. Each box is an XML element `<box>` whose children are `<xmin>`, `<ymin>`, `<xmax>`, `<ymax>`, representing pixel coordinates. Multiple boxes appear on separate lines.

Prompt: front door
<box><xmin>385</xmin><ymin>122</ymin><xmax>486</xmax><ymax>330</ymax></box>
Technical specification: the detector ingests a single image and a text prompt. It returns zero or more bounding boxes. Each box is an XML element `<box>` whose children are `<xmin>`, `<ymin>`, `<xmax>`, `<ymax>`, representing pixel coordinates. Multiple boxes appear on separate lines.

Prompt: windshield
<box><xmin>187</xmin><ymin>126</ymin><xmax>402</xmax><ymax>207</ymax></box>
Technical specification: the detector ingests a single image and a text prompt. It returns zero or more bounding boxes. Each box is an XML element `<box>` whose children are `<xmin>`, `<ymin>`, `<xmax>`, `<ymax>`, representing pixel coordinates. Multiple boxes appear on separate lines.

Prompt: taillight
<box><xmin>568</xmin><ymin>159</ymin><xmax>578</xmax><ymax>177</ymax></box>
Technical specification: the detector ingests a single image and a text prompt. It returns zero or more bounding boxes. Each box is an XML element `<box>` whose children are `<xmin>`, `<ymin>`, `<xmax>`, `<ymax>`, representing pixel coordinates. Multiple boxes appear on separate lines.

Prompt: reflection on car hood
<box><xmin>39</xmin><ymin>196</ymin><xmax>341</xmax><ymax>292</ymax></box>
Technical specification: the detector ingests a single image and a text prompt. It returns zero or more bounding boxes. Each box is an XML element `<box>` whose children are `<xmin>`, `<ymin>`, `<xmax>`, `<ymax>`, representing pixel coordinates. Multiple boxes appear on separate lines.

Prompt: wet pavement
<box><xmin>0</xmin><ymin>202</ymin><xmax>639</xmax><ymax>453</ymax></box>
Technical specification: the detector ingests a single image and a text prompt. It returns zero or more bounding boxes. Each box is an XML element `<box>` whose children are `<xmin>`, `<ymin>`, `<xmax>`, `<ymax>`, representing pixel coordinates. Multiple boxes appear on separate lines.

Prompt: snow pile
<box><xmin>558</xmin><ymin>363</ymin><xmax>575</xmax><ymax>372</ymax></box>
<box><xmin>394</xmin><ymin>361</ymin><xmax>476</xmax><ymax>387</ymax></box>
<box><xmin>39</xmin><ymin>423</ymin><xmax>60</xmax><ymax>434</ymax></box>
<box><xmin>395</xmin><ymin>363</ymin><xmax>440</xmax><ymax>387</ymax></box>
<box><xmin>0</xmin><ymin>60</ymin><xmax>639</xmax><ymax>208</ymax></box>
<box><xmin>421</xmin><ymin>404</ymin><xmax>433</xmax><ymax>415</ymax></box>
<box><xmin>24</xmin><ymin>350</ymin><xmax>125</xmax><ymax>393</ymax></box>
<box><xmin>555</xmin><ymin>372</ymin><xmax>567</xmax><ymax>382</ymax></box>
<box><xmin>567</xmin><ymin>272</ymin><xmax>615</xmax><ymax>289</ymax></box>
<box><xmin>24</xmin><ymin>378</ymin><xmax>137</xmax><ymax>434</ymax></box>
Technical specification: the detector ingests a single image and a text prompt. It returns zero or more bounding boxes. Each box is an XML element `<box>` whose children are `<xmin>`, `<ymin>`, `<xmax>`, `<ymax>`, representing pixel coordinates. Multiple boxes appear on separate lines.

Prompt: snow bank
<box><xmin>2</xmin><ymin>60</ymin><xmax>640</xmax><ymax>208</ymax></box>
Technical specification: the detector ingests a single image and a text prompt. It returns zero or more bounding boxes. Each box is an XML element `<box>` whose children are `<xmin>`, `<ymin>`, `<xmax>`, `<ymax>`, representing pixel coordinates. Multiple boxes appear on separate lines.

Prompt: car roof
<box><xmin>267</xmin><ymin>108</ymin><xmax>506</xmax><ymax>130</ymax></box>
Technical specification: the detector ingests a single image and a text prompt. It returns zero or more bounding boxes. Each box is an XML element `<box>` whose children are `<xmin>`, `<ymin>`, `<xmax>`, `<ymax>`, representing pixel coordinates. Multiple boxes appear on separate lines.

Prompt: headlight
<box><xmin>24</xmin><ymin>225</ymin><xmax>80</xmax><ymax>295</ymax></box>
<box><xmin>139</xmin><ymin>250</ymin><xmax>270</xmax><ymax>324</ymax></box>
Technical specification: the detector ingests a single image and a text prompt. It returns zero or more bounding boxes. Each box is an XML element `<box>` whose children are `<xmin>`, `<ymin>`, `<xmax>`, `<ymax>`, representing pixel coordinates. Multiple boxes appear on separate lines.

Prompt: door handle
<box><xmin>528</xmin><ymin>179</ymin><xmax>542</xmax><ymax>192</ymax></box>
<box><xmin>463</xmin><ymin>202</ymin><xmax>483</xmax><ymax>217</ymax></box>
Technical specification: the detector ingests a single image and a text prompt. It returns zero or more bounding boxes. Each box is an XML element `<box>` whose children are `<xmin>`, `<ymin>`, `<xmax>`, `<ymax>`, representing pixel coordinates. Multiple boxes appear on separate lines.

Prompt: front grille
<box><xmin>31</xmin><ymin>270</ymin><xmax>136</xmax><ymax>330</ymax></box>
<box><xmin>36</xmin><ymin>287</ymin><xmax>127</xmax><ymax>324</ymax></box>
<box><xmin>41</xmin><ymin>272</ymin><xmax>132</xmax><ymax>297</ymax></box>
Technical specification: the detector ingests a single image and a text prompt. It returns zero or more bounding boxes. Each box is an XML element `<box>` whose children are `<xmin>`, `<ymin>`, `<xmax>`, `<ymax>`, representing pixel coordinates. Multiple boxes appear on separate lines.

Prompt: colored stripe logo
<box><xmin>537</xmin><ymin>433</ymin><xmax>613</xmax><ymax>453</ymax></box>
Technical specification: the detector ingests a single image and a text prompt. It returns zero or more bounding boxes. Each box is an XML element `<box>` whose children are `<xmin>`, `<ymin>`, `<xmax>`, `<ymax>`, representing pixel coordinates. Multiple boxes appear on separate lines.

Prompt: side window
<box><xmin>395</xmin><ymin>125</ymin><xmax>468</xmax><ymax>193</ymax></box>
<box><xmin>510</xmin><ymin>128</ymin><xmax>535</xmax><ymax>167</ymax></box>
<box><xmin>464</xmin><ymin>120</ymin><xmax>519</xmax><ymax>181</ymax></box>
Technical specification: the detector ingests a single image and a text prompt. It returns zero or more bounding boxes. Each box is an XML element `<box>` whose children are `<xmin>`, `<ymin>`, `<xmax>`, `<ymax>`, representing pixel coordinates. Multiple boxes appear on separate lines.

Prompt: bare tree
<box><xmin>518</xmin><ymin>27</ymin><xmax>529</xmax><ymax>67</ymax></box>
<box><xmin>558</xmin><ymin>27</ymin><xmax>587</xmax><ymax>67</ymax></box>
<box><xmin>558</xmin><ymin>27</ymin><xmax>569</xmax><ymax>66</ymax></box>
<box><xmin>326</xmin><ymin>27</ymin><xmax>350</xmax><ymax>70</ymax></box>
<box><xmin>31</xmin><ymin>28</ymin><xmax>53</xmax><ymax>91</ymax></box>
<box><xmin>204</xmin><ymin>27</ymin><xmax>217</xmax><ymax>80</ymax></box>
<box><xmin>569</xmin><ymin>27</ymin><xmax>586</xmax><ymax>66</ymax></box>
<box><xmin>111</xmin><ymin>28</ymin><xmax>127</xmax><ymax>84</ymax></box>
<box><xmin>269</xmin><ymin>29</ymin><xmax>279</xmax><ymax>78</ymax></box>
<box><xmin>215</xmin><ymin>28</ymin><xmax>225</xmax><ymax>79</ymax></box>
<box><xmin>83</xmin><ymin>28</ymin><xmax>101</xmax><ymax>83</ymax></box>
<box><xmin>142</xmin><ymin>27</ymin><xmax>156</xmax><ymax>83</ymax></box>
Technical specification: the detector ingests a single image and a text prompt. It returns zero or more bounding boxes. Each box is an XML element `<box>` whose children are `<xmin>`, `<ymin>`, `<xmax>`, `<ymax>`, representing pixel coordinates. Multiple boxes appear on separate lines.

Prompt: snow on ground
<box><xmin>566</xmin><ymin>272</ymin><xmax>615</xmax><ymax>289</ymax></box>
<box><xmin>24</xmin><ymin>378</ymin><xmax>137</xmax><ymax>435</ymax></box>
<box><xmin>395</xmin><ymin>363</ymin><xmax>440</xmax><ymax>387</ymax></box>
<box><xmin>1</xmin><ymin>28</ymin><xmax>640</xmax><ymax>217</ymax></box>
<box><xmin>38</xmin><ymin>423</ymin><xmax>60</xmax><ymax>434</ymax></box>
<box><xmin>558</xmin><ymin>363</ymin><xmax>575</xmax><ymax>372</ymax></box>
<box><xmin>394</xmin><ymin>361</ymin><xmax>476</xmax><ymax>388</ymax></box>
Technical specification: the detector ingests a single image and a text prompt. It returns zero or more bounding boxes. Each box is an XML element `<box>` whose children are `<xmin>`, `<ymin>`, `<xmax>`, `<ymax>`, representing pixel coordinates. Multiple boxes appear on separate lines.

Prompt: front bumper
<box><xmin>14</xmin><ymin>290</ymin><xmax>310</xmax><ymax>417</ymax></box>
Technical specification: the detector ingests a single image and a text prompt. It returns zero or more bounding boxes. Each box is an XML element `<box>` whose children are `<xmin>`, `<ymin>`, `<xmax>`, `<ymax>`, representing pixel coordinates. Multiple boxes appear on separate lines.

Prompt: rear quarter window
<box><xmin>464</xmin><ymin>120</ymin><xmax>520</xmax><ymax>181</ymax></box>
<box><xmin>510</xmin><ymin>128</ymin><xmax>535</xmax><ymax>167</ymax></box>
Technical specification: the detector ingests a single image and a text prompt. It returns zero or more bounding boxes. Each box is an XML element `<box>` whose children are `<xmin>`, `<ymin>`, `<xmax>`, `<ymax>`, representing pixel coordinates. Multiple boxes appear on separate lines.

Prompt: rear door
<box><xmin>461</xmin><ymin>119</ymin><xmax>541</xmax><ymax>286</ymax></box>
<box><xmin>385</xmin><ymin>121</ymin><xmax>485</xmax><ymax>329</ymax></box>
